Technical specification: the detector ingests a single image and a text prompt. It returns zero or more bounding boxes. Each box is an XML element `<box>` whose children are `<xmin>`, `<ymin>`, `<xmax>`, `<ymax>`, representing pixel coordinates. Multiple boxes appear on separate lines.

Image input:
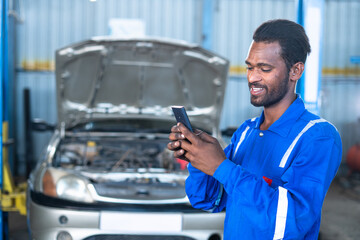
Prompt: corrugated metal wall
<box><xmin>17</xmin><ymin>0</ymin><xmax>202</xmax><ymax>71</ymax></box>
<box><xmin>320</xmin><ymin>0</ymin><xmax>360</xmax><ymax>165</ymax></box>
<box><xmin>321</xmin><ymin>78</ymin><xmax>360</xmax><ymax>162</ymax></box>
<box><xmin>324</xmin><ymin>0</ymin><xmax>360</xmax><ymax>75</ymax></box>
<box><xmin>213</xmin><ymin>0</ymin><xmax>297</xmax><ymax>70</ymax></box>
<box><xmin>13</xmin><ymin>0</ymin><xmax>360</xmax><ymax>175</ymax></box>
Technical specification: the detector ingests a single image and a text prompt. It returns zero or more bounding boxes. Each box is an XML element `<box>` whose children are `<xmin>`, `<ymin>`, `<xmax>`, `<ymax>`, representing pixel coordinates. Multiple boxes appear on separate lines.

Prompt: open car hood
<box><xmin>55</xmin><ymin>37</ymin><xmax>229</xmax><ymax>130</ymax></box>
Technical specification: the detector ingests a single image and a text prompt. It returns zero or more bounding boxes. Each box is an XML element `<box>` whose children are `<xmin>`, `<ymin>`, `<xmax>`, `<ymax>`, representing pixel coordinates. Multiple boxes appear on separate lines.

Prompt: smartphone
<box><xmin>171</xmin><ymin>106</ymin><xmax>193</xmax><ymax>132</ymax></box>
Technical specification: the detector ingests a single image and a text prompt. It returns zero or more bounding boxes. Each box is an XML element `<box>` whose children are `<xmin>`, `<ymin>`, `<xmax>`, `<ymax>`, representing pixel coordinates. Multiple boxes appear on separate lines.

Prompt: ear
<box><xmin>289</xmin><ymin>62</ymin><xmax>304</xmax><ymax>82</ymax></box>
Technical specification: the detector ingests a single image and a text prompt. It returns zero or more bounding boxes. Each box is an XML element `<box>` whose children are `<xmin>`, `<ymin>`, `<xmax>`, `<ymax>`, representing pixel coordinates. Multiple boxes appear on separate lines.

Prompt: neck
<box><xmin>260</xmin><ymin>93</ymin><xmax>296</xmax><ymax>130</ymax></box>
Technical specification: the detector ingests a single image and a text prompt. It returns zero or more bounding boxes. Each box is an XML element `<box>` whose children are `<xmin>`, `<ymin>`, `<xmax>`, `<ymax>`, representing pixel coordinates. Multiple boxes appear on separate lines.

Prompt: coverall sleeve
<box><xmin>185</xmin><ymin>126</ymin><xmax>243</xmax><ymax>212</ymax></box>
<box><xmin>212</xmin><ymin>133</ymin><xmax>342</xmax><ymax>239</ymax></box>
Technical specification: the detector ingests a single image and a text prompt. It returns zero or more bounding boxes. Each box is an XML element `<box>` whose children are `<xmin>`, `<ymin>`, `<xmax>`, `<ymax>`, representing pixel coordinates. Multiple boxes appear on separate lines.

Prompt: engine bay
<box><xmin>54</xmin><ymin>136</ymin><xmax>187</xmax><ymax>173</ymax></box>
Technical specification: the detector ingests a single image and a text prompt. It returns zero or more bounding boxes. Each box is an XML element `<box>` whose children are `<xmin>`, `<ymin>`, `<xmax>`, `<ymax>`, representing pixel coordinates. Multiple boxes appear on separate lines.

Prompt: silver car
<box><xmin>27</xmin><ymin>37</ymin><xmax>229</xmax><ymax>240</ymax></box>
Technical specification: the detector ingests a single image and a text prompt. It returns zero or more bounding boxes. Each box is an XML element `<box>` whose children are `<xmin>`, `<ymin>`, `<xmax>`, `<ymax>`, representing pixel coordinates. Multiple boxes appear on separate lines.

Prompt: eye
<box><xmin>246</xmin><ymin>66</ymin><xmax>253</xmax><ymax>71</ymax></box>
<box><xmin>261</xmin><ymin>68</ymin><xmax>272</xmax><ymax>72</ymax></box>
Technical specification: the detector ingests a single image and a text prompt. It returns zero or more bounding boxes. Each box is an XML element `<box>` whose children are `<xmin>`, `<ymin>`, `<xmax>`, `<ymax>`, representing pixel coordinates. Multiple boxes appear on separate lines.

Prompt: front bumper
<box><xmin>28</xmin><ymin>193</ymin><xmax>225</xmax><ymax>240</ymax></box>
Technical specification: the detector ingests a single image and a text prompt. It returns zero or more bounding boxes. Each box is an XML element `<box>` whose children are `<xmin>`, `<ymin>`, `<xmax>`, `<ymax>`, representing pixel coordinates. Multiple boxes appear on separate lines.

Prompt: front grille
<box><xmin>82</xmin><ymin>235</ymin><xmax>196</xmax><ymax>240</ymax></box>
<box><xmin>93</xmin><ymin>182</ymin><xmax>186</xmax><ymax>200</ymax></box>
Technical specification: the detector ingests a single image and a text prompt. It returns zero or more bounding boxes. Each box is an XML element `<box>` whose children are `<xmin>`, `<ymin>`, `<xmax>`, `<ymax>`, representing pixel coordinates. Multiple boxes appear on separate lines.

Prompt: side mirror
<box><xmin>31</xmin><ymin>118</ymin><xmax>56</xmax><ymax>132</ymax></box>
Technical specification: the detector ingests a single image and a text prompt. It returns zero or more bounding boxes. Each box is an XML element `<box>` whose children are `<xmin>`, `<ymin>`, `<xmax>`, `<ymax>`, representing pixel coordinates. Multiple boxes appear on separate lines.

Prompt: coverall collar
<box><xmin>255</xmin><ymin>95</ymin><xmax>307</xmax><ymax>137</ymax></box>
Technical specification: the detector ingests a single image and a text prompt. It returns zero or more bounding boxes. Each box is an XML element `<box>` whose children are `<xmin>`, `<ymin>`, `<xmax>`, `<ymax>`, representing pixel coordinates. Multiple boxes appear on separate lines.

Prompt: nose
<box><xmin>247</xmin><ymin>69</ymin><xmax>261</xmax><ymax>84</ymax></box>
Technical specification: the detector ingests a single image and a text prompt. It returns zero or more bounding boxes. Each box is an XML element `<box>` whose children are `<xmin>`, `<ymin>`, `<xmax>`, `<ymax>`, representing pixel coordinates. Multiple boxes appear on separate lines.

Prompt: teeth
<box><xmin>252</xmin><ymin>87</ymin><xmax>263</xmax><ymax>92</ymax></box>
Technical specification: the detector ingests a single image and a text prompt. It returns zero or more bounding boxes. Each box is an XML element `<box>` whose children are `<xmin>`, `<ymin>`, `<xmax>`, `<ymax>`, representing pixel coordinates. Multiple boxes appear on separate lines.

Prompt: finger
<box><xmin>167</xmin><ymin>141</ymin><xmax>180</xmax><ymax>150</ymax></box>
<box><xmin>171</xmin><ymin>124</ymin><xmax>182</xmax><ymax>133</ymax></box>
<box><xmin>173</xmin><ymin>148</ymin><xmax>186</xmax><ymax>159</ymax></box>
<box><xmin>178</xmin><ymin>139</ymin><xmax>192</xmax><ymax>152</ymax></box>
<box><xmin>183</xmin><ymin>151</ymin><xmax>194</xmax><ymax>162</ymax></box>
<box><xmin>177</xmin><ymin>123</ymin><xmax>198</xmax><ymax>144</ymax></box>
<box><xmin>169</xmin><ymin>132</ymin><xmax>186</xmax><ymax>141</ymax></box>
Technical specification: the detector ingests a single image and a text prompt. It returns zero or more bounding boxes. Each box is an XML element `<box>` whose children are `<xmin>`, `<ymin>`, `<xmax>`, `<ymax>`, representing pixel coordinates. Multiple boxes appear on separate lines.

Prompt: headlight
<box><xmin>41</xmin><ymin>168</ymin><xmax>94</xmax><ymax>203</ymax></box>
<box><xmin>56</xmin><ymin>175</ymin><xmax>93</xmax><ymax>203</ymax></box>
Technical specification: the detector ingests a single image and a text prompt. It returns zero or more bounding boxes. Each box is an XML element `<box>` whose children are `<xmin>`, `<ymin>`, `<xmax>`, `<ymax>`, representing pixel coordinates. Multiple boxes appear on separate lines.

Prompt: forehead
<box><xmin>245</xmin><ymin>41</ymin><xmax>284</xmax><ymax>65</ymax></box>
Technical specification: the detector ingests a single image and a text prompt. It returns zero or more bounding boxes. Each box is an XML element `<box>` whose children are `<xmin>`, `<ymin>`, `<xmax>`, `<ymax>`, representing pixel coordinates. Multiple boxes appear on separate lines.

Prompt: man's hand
<box><xmin>167</xmin><ymin>123</ymin><xmax>226</xmax><ymax>176</ymax></box>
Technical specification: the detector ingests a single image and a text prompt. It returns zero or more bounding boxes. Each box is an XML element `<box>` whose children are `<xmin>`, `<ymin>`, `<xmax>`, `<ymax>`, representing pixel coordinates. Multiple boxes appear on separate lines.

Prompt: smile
<box><xmin>250</xmin><ymin>87</ymin><xmax>265</xmax><ymax>95</ymax></box>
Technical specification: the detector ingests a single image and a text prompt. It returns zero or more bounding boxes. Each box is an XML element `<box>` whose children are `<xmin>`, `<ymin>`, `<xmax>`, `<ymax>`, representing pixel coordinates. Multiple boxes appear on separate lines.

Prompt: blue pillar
<box><xmin>0</xmin><ymin>0</ymin><xmax>9</xmax><ymax>238</ymax></box>
<box><xmin>0</xmin><ymin>0</ymin><xmax>5</xmax><ymax>238</ymax></box>
<box><xmin>296</xmin><ymin>0</ymin><xmax>305</xmax><ymax>98</ymax></box>
<box><xmin>296</xmin><ymin>0</ymin><xmax>325</xmax><ymax>115</ymax></box>
<box><xmin>5</xmin><ymin>0</ymin><xmax>13</xmax><ymax>174</ymax></box>
<box><xmin>202</xmin><ymin>0</ymin><xmax>215</xmax><ymax>50</ymax></box>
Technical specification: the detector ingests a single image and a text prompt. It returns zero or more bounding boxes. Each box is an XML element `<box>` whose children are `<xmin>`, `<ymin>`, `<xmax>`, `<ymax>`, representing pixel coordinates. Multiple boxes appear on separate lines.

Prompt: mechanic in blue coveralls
<box><xmin>168</xmin><ymin>19</ymin><xmax>342</xmax><ymax>239</ymax></box>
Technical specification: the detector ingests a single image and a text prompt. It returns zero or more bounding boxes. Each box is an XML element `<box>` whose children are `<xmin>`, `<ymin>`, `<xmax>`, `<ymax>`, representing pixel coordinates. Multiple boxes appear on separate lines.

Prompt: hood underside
<box><xmin>55</xmin><ymin>37</ymin><xmax>229</xmax><ymax>130</ymax></box>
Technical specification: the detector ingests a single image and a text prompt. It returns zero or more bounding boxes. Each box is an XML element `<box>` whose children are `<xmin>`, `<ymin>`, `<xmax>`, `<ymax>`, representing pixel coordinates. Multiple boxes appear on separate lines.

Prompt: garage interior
<box><xmin>1</xmin><ymin>0</ymin><xmax>360</xmax><ymax>240</ymax></box>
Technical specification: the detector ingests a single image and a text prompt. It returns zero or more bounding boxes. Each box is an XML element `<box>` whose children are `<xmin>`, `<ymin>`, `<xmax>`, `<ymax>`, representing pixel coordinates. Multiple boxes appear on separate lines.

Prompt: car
<box><xmin>27</xmin><ymin>37</ymin><xmax>229</xmax><ymax>240</ymax></box>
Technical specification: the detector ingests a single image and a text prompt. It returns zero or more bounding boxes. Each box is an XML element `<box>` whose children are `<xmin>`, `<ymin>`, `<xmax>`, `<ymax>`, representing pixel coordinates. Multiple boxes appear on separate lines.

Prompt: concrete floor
<box><xmin>319</xmin><ymin>176</ymin><xmax>360</xmax><ymax>240</ymax></box>
<box><xmin>7</xmin><ymin>177</ymin><xmax>360</xmax><ymax>240</ymax></box>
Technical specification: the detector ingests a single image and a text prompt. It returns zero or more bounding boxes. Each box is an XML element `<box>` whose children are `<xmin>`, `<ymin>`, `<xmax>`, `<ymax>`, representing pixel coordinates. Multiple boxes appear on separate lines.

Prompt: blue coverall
<box><xmin>185</xmin><ymin>96</ymin><xmax>342</xmax><ymax>239</ymax></box>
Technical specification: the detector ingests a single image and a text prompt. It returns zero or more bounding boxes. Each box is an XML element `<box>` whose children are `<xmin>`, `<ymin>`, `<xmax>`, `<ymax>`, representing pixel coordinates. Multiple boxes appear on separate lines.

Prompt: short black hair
<box><xmin>253</xmin><ymin>19</ymin><xmax>311</xmax><ymax>72</ymax></box>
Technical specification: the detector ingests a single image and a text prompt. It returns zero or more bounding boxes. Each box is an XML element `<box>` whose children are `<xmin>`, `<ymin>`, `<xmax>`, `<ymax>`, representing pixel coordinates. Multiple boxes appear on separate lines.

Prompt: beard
<box><xmin>249</xmin><ymin>72</ymin><xmax>290</xmax><ymax>108</ymax></box>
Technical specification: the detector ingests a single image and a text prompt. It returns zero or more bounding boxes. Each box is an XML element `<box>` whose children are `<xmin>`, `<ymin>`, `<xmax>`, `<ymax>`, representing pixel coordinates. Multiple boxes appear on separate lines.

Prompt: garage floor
<box><xmin>7</xmin><ymin>177</ymin><xmax>360</xmax><ymax>240</ymax></box>
<box><xmin>319</xmin><ymin>176</ymin><xmax>360</xmax><ymax>240</ymax></box>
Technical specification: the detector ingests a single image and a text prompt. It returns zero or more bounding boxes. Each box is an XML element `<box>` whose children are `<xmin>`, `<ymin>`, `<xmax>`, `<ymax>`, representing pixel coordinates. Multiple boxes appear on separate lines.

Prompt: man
<box><xmin>168</xmin><ymin>19</ymin><xmax>342</xmax><ymax>239</ymax></box>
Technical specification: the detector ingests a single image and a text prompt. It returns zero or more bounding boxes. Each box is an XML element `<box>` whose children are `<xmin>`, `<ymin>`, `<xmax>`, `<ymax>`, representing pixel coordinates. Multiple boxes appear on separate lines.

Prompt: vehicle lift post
<box><xmin>1</xmin><ymin>1</ymin><xmax>27</xmax><ymax>239</ymax></box>
<box><xmin>1</xmin><ymin>0</ymin><xmax>6</xmax><ymax>237</ymax></box>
